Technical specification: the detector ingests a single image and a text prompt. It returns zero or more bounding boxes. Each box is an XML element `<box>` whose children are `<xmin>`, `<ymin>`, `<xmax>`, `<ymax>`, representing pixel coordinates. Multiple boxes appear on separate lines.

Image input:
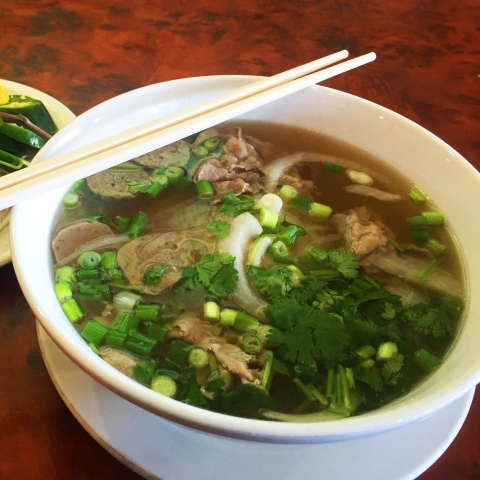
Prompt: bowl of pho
<box><xmin>10</xmin><ymin>75</ymin><xmax>480</xmax><ymax>444</ymax></box>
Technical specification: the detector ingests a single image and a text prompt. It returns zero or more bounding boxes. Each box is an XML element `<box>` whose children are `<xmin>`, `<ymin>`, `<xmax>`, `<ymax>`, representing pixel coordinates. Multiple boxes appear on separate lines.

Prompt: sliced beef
<box><xmin>86</xmin><ymin>167</ymin><xmax>151</xmax><ymax>198</ymax></box>
<box><xmin>332</xmin><ymin>207</ymin><xmax>390</xmax><ymax>259</ymax></box>
<box><xmin>167</xmin><ymin>314</ymin><xmax>263</xmax><ymax>385</ymax></box>
<box><xmin>244</xmin><ymin>134</ymin><xmax>286</xmax><ymax>161</ymax></box>
<box><xmin>278</xmin><ymin>173</ymin><xmax>315</xmax><ymax>198</ymax></box>
<box><xmin>52</xmin><ymin>221</ymin><xmax>114</xmax><ymax>262</ymax></box>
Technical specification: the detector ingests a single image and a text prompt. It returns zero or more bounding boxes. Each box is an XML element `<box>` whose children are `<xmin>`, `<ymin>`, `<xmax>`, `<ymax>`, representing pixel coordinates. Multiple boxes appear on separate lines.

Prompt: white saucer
<box><xmin>0</xmin><ymin>80</ymin><xmax>76</xmax><ymax>267</ymax></box>
<box><xmin>37</xmin><ymin>322</ymin><xmax>474</xmax><ymax>480</ymax></box>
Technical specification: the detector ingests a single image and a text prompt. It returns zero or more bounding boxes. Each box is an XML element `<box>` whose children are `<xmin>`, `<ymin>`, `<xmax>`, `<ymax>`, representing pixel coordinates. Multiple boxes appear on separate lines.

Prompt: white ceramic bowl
<box><xmin>11</xmin><ymin>76</ymin><xmax>480</xmax><ymax>444</ymax></box>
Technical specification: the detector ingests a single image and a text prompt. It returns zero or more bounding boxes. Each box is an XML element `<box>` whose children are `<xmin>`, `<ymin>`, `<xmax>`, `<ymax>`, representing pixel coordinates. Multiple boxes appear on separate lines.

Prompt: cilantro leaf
<box><xmin>324</xmin><ymin>250</ymin><xmax>359</xmax><ymax>278</ymax></box>
<box><xmin>126</xmin><ymin>178</ymin><xmax>150</xmax><ymax>193</ymax></box>
<box><xmin>246</xmin><ymin>265</ymin><xmax>294</xmax><ymax>301</ymax></box>
<box><xmin>208</xmin><ymin>264</ymin><xmax>238</xmax><ymax>298</ymax></box>
<box><xmin>195</xmin><ymin>252</ymin><xmax>234</xmax><ymax>286</ymax></box>
<box><xmin>381</xmin><ymin>353</ymin><xmax>404</xmax><ymax>385</ymax></box>
<box><xmin>143</xmin><ymin>265</ymin><xmax>168</xmax><ymax>285</ymax></box>
<box><xmin>402</xmin><ymin>302</ymin><xmax>452</xmax><ymax>338</ymax></box>
<box><xmin>219</xmin><ymin>193</ymin><xmax>255</xmax><ymax>217</ymax></box>
<box><xmin>313</xmin><ymin>312</ymin><xmax>352</xmax><ymax>360</ymax></box>
<box><xmin>205</xmin><ymin>220</ymin><xmax>230</xmax><ymax>239</ymax></box>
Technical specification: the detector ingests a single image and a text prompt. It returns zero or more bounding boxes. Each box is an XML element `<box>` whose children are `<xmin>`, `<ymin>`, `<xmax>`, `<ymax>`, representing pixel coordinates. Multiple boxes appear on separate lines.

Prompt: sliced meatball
<box><xmin>86</xmin><ymin>167</ymin><xmax>151</xmax><ymax>198</ymax></box>
<box><xmin>133</xmin><ymin>140</ymin><xmax>191</xmax><ymax>169</ymax></box>
<box><xmin>51</xmin><ymin>221</ymin><xmax>114</xmax><ymax>262</ymax></box>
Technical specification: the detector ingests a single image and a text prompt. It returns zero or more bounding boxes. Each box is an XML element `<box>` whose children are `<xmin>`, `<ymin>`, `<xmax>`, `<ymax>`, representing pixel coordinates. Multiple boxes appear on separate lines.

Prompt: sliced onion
<box><xmin>55</xmin><ymin>234</ymin><xmax>131</xmax><ymax>267</ymax></box>
<box><xmin>217</xmin><ymin>212</ymin><xmax>268</xmax><ymax>319</ymax></box>
<box><xmin>255</xmin><ymin>193</ymin><xmax>283</xmax><ymax>214</ymax></box>
<box><xmin>264</xmin><ymin>152</ymin><xmax>388</xmax><ymax>192</ymax></box>
<box><xmin>247</xmin><ymin>236</ymin><xmax>273</xmax><ymax>266</ymax></box>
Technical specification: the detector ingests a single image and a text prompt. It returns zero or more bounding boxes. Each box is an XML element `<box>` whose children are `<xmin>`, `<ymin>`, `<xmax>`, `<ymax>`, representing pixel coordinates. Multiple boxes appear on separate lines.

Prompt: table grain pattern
<box><xmin>0</xmin><ymin>1</ymin><xmax>479</xmax><ymax>478</ymax></box>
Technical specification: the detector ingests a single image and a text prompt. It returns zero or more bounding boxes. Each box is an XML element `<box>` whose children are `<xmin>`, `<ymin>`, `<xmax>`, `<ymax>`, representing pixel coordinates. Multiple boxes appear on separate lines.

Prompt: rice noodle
<box><xmin>55</xmin><ymin>234</ymin><xmax>131</xmax><ymax>267</ymax></box>
<box><xmin>259</xmin><ymin>408</ymin><xmax>345</xmax><ymax>422</ymax></box>
<box><xmin>264</xmin><ymin>152</ymin><xmax>388</xmax><ymax>192</ymax></box>
<box><xmin>217</xmin><ymin>212</ymin><xmax>268</xmax><ymax>320</ymax></box>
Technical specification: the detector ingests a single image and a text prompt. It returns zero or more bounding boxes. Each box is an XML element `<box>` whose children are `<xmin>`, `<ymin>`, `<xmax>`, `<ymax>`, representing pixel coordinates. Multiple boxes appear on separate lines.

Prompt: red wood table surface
<box><xmin>0</xmin><ymin>1</ymin><xmax>479</xmax><ymax>479</ymax></box>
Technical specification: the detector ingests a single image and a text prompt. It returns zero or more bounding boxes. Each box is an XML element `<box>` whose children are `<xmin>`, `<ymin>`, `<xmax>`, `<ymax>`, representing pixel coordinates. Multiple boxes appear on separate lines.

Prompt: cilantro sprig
<box><xmin>219</xmin><ymin>192</ymin><xmax>256</xmax><ymax>217</ymax></box>
<box><xmin>205</xmin><ymin>220</ymin><xmax>230</xmax><ymax>239</ymax></box>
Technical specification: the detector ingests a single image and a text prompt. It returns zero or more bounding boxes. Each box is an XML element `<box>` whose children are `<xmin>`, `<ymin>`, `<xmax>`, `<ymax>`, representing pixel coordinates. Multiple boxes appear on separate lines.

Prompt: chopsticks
<box><xmin>0</xmin><ymin>51</ymin><xmax>375</xmax><ymax>211</ymax></box>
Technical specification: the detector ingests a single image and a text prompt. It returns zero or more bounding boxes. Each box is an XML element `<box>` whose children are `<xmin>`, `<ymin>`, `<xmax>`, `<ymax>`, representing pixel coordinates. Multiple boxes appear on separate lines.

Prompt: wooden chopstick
<box><xmin>1</xmin><ymin>52</ymin><xmax>375</xmax><ymax>211</ymax></box>
<box><xmin>2</xmin><ymin>50</ymin><xmax>349</xmax><ymax>191</ymax></box>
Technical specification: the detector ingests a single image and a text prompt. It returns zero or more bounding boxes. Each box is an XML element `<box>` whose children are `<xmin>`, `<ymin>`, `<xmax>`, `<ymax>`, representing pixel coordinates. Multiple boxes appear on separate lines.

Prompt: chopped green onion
<box><xmin>219</xmin><ymin>307</ymin><xmax>237</xmax><ymax>327</ymax></box>
<box><xmin>188</xmin><ymin>347</ymin><xmax>209</xmax><ymax>369</ymax></box>
<box><xmin>69</xmin><ymin>179</ymin><xmax>84</xmax><ymax>193</ymax></box>
<box><xmin>234</xmin><ymin>311</ymin><xmax>260</xmax><ymax>333</ymax></box>
<box><xmin>77</xmin><ymin>251</ymin><xmax>101</xmax><ymax>269</ymax></box>
<box><xmin>258</xmin><ymin>208</ymin><xmax>279</xmax><ymax>230</ymax></box>
<box><xmin>421</xmin><ymin>211</ymin><xmax>445</xmax><ymax>226</ymax></box>
<box><xmin>144</xmin><ymin>321</ymin><xmax>168</xmax><ymax>341</ymax></box>
<box><xmin>77</xmin><ymin>284</ymin><xmax>112</xmax><ymax>301</ymax></box>
<box><xmin>290</xmin><ymin>194</ymin><xmax>312</xmax><ymax>212</ymax></box>
<box><xmin>135</xmin><ymin>303</ymin><xmax>161</xmax><ymax>321</ymax></box>
<box><xmin>171</xmin><ymin>176</ymin><xmax>192</xmax><ymax>189</ymax></box>
<box><xmin>308</xmin><ymin>202</ymin><xmax>332</xmax><ymax>218</ymax></box>
<box><xmin>272</xmin><ymin>255</ymin><xmax>295</xmax><ymax>265</ymax></box>
<box><xmin>192</xmin><ymin>145</ymin><xmax>209</xmax><ymax>156</ymax></box>
<box><xmin>204</xmin><ymin>298</ymin><xmax>220</xmax><ymax>322</ymax></box>
<box><xmin>195</xmin><ymin>180</ymin><xmax>214</xmax><ymax>199</ymax></box>
<box><xmin>101</xmin><ymin>251</ymin><xmax>117</xmax><ymax>269</ymax></box>
<box><xmin>76</xmin><ymin>268</ymin><xmax>101</xmax><ymax>281</ymax></box>
<box><xmin>409</xmin><ymin>226</ymin><xmax>429</xmax><ymax>246</ymax></box>
<box><xmin>125</xmin><ymin>331</ymin><xmax>157</xmax><ymax>356</ymax></box>
<box><xmin>408</xmin><ymin>187</ymin><xmax>427</xmax><ymax>204</ymax></box>
<box><xmin>89</xmin><ymin>343</ymin><xmax>100</xmax><ymax>355</ymax></box>
<box><xmin>55</xmin><ymin>266</ymin><xmax>76</xmax><ymax>284</ymax></box>
<box><xmin>165</xmin><ymin>166</ymin><xmax>185</xmax><ymax>179</ymax></box>
<box><xmin>376</xmin><ymin>342</ymin><xmax>398</xmax><ymax>361</ymax></box>
<box><xmin>150</xmin><ymin>171</ymin><xmax>169</xmax><ymax>187</ymax></box>
<box><xmin>125</xmin><ymin>212</ymin><xmax>147</xmax><ymax>238</ymax></box>
<box><xmin>267</xmin><ymin>240</ymin><xmax>288</xmax><ymax>257</ymax></box>
<box><xmin>360</xmin><ymin>358</ymin><xmax>375</xmax><ymax>368</ymax></box>
<box><xmin>322</xmin><ymin>161</ymin><xmax>342</xmax><ymax>173</ymax></box>
<box><xmin>80</xmin><ymin>320</ymin><xmax>108</xmax><ymax>344</ymax></box>
<box><xmin>415</xmin><ymin>348</ymin><xmax>441</xmax><ymax>372</ymax></box>
<box><xmin>167</xmin><ymin>340</ymin><xmax>193</xmax><ymax>368</ymax></box>
<box><xmin>278</xmin><ymin>185</ymin><xmax>298</xmax><ymax>202</ymax></box>
<box><xmin>355</xmin><ymin>345</ymin><xmax>376</xmax><ymax>359</ymax></box>
<box><xmin>104</xmin><ymin>329</ymin><xmax>127</xmax><ymax>347</ymax></box>
<box><xmin>243</xmin><ymin>334</ymin><xmax>263</xmax><ymax>354</ymax></box>
<box><xmin>310</xmin><ymin>246</ymin><xmax>328</xmax><ymax>262</ymax></box>
<box><xmin>61</xmin><ymin>299</ymin><xmax>84</xmax><ymax>323</ymax></box>
<box><xmin>151</xmin><ymin>375</ymin><xmax>177</xmax><ymax>398</ymax></box>
<box><xmin>63</xmin><ymin>192</ymin><xmax>79</xmax><ymax>208</ymax></box>
<box><xmin>54</xmin><ymin>281</ymin><xmax>73</xmax><ymax>303</ymax></box>
<box><xmin>111</xmin><ymin>312</ymin><xmax>140</xmax><ymax>334</ymax></box>
<box><xmin>345</xmin><ymin>367</ymin><xmax>355</xmax><ymax>389</ymax></box>
<box><xmin>204</xmin><ymin>137</ymin><xmax>221</xmax><ymax>151</ymax></box>
<box><xmin>109</xmin><ymin>269</ymin><xmax>124</xmax><ymax>282</ymax></box>
<box><xmin>146</xmin><ymin>182</ymin><xmax>164</xmax><ymax>197</ymax></box>
<box><xmin>406</xmin><ymin>215</ymin><xmax>426</xmax><ymax>228</ymax></box>
<box><xmin>425</xmin><ymin>238</ymin><xmax>446</xmax><ymax>256</ymax></box>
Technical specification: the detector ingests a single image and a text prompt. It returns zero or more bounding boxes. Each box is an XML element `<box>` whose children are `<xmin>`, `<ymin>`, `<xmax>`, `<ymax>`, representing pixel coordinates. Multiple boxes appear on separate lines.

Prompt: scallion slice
<box><xmin>81</xmin><ymin>320</ymin><xmax>108</xmax><ymax>344</ymax></box>
<box><xmin>61</xmin><ymin>299</ymin><xmax>84</xmax><ymax>323</ymax></box>
<box><xmin>77</xmin><ymin>251</ymin><xmax>101</xmax><ymax>269</ymax></box>
<box><xmin>151</xmin><ymin>375</ymin><xmax>177</xmax><ymax>398</ymax></box>
<box><xmin>54</xmin><ymin>281</ymin><xmax>73</xmax><ymax>303</ymax></box>
<box><xmin>195</xmin><ymin>180</ymin><xmax>214</xmax><ymax>199</ymax></box>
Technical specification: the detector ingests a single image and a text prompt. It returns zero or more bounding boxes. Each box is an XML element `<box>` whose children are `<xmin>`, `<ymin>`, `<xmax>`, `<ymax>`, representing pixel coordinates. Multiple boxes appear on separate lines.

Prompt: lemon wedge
<box><xmin>0</xmin><ymin>80</ymin><xmax>9</xmax><ymax>105</ymax></box>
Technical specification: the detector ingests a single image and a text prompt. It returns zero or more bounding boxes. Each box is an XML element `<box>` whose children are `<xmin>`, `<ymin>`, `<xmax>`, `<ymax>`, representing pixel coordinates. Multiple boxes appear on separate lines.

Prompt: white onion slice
<box><xmin>217</xmin><ymin>212</ymin><xmax>268</xmax><ymax>319</ymax></box>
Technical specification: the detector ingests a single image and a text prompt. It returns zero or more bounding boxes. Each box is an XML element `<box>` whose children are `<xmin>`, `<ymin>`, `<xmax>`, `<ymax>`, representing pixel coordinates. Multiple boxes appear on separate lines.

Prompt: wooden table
<box><xmin>0</xmin><ymin>1</ymin><xmax>479</xmax><ymax>478</ymax></box>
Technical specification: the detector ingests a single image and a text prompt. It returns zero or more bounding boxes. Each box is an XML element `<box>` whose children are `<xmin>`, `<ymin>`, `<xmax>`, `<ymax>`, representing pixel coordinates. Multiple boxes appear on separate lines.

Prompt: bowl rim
<box><xmin>11</xmin><ymin>74</ymin><xmax>480</xmax><ymax>444</ymax></box>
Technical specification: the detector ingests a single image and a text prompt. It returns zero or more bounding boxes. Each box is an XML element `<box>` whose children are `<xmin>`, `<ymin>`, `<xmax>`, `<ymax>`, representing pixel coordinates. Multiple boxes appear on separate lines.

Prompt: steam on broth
<box><xmin>52</xmin><ymin>122</ymin><xmax>465</xmax><ymax>421</ymax></box>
